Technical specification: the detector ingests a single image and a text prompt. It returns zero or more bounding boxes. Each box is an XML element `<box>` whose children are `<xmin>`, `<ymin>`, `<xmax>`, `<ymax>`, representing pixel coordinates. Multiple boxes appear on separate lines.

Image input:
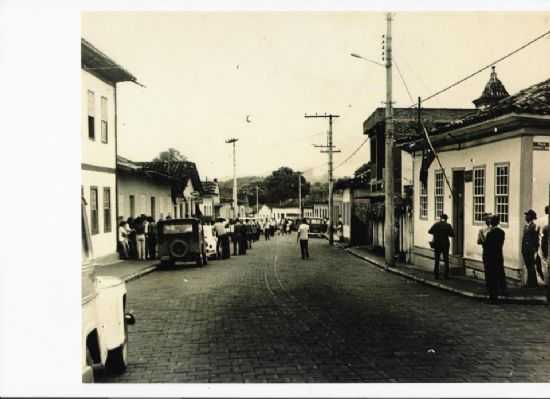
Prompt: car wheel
<box><xmin>195</xmin><ymin>254</ymin><xmax>203</xmax><ymax>267</ymax></box>
<box><xmin>105</xmin><ymin>342</ymin><xmax>127</xmax><ymax>374</ymax></box>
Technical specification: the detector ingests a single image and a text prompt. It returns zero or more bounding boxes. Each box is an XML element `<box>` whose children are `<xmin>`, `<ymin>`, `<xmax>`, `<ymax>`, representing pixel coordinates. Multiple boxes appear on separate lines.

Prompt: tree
<box><xmin>152</xmin><ymin>148</ymin><xmax>187</xmax><ymax>162</ymax></box>
<box><xmin>262</xmin><ymin>167</ymin><xmax>310</xmax><ymax>205</ymax></box>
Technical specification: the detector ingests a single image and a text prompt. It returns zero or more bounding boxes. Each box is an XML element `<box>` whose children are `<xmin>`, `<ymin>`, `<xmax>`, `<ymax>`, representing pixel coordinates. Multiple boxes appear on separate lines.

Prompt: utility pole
<box><xmin>256</xmin><ymin>185</ymin><xmax>259</xmax><ymax>216</ymax></box>
<box><xmin>225</xmin><ymin>138</ymin><xmax>239</xmax><ymax>219</ymax></box>
<box><xmin>305</xmin><ymin>113</ymin><xmax>341</xmax><ymax>245</ymax></box>
<box><xmin>298</xmin><ymin>172</ymin><xmax>302</xmax><ymax>218</ymax></box>
<box><xmin>383</xmin><ymin>12</ymin><xmax>395</xmax><ymax>267</ymax></box>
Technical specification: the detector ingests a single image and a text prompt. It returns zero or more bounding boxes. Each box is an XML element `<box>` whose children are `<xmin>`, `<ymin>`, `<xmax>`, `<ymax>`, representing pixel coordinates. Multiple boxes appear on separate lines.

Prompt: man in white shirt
<box><xmin>297</xmin><ymin>219</ymin><xmax>310</xmax><ymax>260</ymax></box>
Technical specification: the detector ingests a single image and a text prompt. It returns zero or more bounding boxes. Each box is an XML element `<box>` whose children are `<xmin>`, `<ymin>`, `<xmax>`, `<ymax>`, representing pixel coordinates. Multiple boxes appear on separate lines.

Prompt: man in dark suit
<box><xmin>522</xmin><ymin>209</ymin><xmax>540</xmax><ymax>288</ymax></box>
<box><xmin>485</xmin><ymin>214</ymin><xmax>508</xmax><ymax>302</ymax></box>
<box><xmin>428</xmin><ymin>214</ymin><xmax>455</xmax><ymax>280</ymax></box>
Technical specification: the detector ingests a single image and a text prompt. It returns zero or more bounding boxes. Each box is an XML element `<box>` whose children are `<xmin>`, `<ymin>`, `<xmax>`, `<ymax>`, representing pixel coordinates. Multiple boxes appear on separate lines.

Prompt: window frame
<box><xmin>150</xmin><ymin>196</ymin><xmax>156</xmax><ymax>220</ymax></box>
<box><xmin>419</xmin><ymin>177</ymin><xmax>428</xmax><ymax>220</ymax></box>
<box><xmin>434</xmin><ymin>169</ymin><xmax>445</xmax><ymax>220</ymax></box>
<box><xmin>494</xmin><ymin>162</ymin><xmax>510</xmax><ymax>227</ymax></box>
<box><xmin>129</xmin><ymin>194</ymin><xmax>135</xmax><ymax>218</ymax></box>
<box><xmin>100</xmin><ymin>96</ymin><xmax>108</xmax><ymax>144</ymax></box>
<box><xmin>472</xmin><ymin>165</ymin><xmax>486</xmax><ymax>225</ymax></box>
<box><xmin>87</xmin><ymin>90</ymin><xmax>95</xmax><ymax>141</ymax></box>
<box><xmin>103</xmin><ymin>187</ymin><xmax>112</xmax><ymax>233</ymax></box>
<box><xmin>90</xmin><ymin>186</ymin><xmax>99</xmax><ymax>235</ymax></box>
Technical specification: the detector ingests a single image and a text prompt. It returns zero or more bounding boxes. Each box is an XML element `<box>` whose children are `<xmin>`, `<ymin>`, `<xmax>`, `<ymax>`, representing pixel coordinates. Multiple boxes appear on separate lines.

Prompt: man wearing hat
<box><xmin>477</xmin><ymin>213</ymin><xmax>493</xmax><ymax>289</ymax></box>
<box><xmin>522</xmin><ymin>209</ymin><xmax>540</xmax><ymax>288</ymax></box>
<box><xmin>428</xmin><ymin>213</ymin><xmax>455</xmax><ymax>280</ymax></box>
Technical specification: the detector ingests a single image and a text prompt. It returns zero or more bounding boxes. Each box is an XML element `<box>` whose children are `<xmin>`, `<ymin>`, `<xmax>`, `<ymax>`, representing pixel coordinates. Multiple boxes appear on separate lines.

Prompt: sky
<box><xmin>82</xmin><ymin>12</ymin><xmax>550</xmax><ymax>181</ymax></box>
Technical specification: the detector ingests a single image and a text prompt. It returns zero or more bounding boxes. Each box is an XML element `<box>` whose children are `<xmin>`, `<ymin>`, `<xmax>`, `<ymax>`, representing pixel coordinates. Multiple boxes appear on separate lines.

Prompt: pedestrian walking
<box><xmin>522</xmin><ymin>209</ymin><xmax>540</xmax><ymax>288</ymax></box>
<box><xmin>213</xmin><ymin>218</ymin><xmax>227</xmax><ymax>258</ymax></box>
<box><xmin>126</xmin><ymin>217</ymin><xmax>137</xmax><ymax>259</ymax></box>
<box><xmin>477</xmin><ymin>212</ymin><xmax>492</xmax><ymax>288</ymax></box>
<box><xmin>297</xmin><ymin>218</ymin><xmax>310</xmax><ymax>260</ymax></box>
<box><xmin>428</xmin><ymin>214</ymin><xmax>455</xmax><ymax>280</ymax></box>
<box><xmin>238</xmin><ymin>220</ymin><xmax>247</xmax><ymax>255</ymax></box>
<box><xmin>484</xmin><ymin>215</ymin><xmax>508</xmax><ymax>302</ymax></box>
<box><xmin>134</xmin><ymin>215</ymin><xmax>147</xmax><ymax>260</ymax></box>
<box><xmin>117</xmin><ymin>220</ymin><xmax>129</xmax><ymax>259</ymax></box>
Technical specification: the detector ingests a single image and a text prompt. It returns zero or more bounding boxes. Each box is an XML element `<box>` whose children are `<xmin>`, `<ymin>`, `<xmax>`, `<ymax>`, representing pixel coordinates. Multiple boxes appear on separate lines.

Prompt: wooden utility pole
<box><xmin>256</xmin><ymin>185</ymin><xmax>259</xmax><ymax>216</ymax></box>
<box><xmin>225</xmin><ymin>138</ymin><xmax>239</xmax><ymax>219</ymax></box>
<box><xmin>305</xmin><ymin>113</ymin><xmax>341</xmax><ymax>245</ymax></box>
<box><xmin>384</xmin><ymin>12</ymin><xmax>395</xmax><ymax>267</ymax></box>
<box><xmin>298</xmin><ymin>172</ymin><xmax>302</xmax><ymax>218</ymax></box>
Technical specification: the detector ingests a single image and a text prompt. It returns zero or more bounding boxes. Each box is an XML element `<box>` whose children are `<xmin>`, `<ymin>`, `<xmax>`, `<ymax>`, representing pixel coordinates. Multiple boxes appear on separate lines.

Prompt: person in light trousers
<box><xmin>297</xmin><ymin>219</ymin><xmax>310</xmax><ymax>260</ymax></box>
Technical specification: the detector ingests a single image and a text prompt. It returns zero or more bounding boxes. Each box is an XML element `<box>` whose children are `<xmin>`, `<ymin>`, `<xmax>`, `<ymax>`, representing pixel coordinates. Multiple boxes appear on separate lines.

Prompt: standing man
<box><xmin>477</xmin><ymin>213</ymin><xmax>493</xmax><ymax>289</ymax></box>
<box><xmin>542</xmin><ymin>205</ymin><xmax>550</xmax><ymax>299</ymax></box>
<box><xmin>213</xmin><ymin>218</ymin><xmax>227</xmax><ymax>259</ymax></box>
<box><xmin>297</xmin><ymin>218</ymin><xmax>310</xmax><ymax>260</ymax></box>
<box><xmin>522</xmin><ymin>209</ymin><xmax>540</xmax><ymax>288</ymax></box>
<box><xmin>428</xmin><ymin>214</ymin><xmax>455</xmax><ymax>280</ymax></box>
<box><xmin>484</xmin><ymin>215</ymin><xmax>507</xmax><ymax>302</ymax></box>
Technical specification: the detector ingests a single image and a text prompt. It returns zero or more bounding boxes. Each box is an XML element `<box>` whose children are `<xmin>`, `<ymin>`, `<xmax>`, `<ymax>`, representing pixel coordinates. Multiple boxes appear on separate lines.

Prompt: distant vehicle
<box><xmin>82</xmin><ymin>197</ymin><xmax>135</xmax><ymax>383</ymax></box>
<box><xmin>157</xmin><ymin>218</ymin><xmax>208</xmax><ymax>267</ymax></box>
<box><xmin>306</xmin><ymin>217</ymin><xmax>327</xmax><ymax>238</ymax></box>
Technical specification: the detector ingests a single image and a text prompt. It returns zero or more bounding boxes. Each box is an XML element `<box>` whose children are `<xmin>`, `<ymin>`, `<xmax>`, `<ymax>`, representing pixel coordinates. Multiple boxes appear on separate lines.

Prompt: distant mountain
<box><xmin>218</xmin><ymin>176</ymin><xmax>264</xmax><ymax>199</ymax></box>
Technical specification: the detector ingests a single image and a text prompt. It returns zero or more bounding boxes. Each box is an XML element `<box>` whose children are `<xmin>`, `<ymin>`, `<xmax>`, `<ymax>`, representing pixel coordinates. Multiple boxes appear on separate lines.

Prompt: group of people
<box><xmin>428</xmin><ymin>206</ymin><xmax>550</xmax><ymax>302</ymax></box>
<box><xmin>117</xmin><ymin>214</ymin><xmax>166</xmax><ymax>261</ymax></box>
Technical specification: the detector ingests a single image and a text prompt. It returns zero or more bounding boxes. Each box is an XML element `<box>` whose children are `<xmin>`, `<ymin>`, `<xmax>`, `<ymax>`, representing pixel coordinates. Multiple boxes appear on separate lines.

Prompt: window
<box><xmin>434</xmin><ymin>170</ymin><xmax>444</xmax><ymax>218</ymax></box>
<box><xmin>100</xmin><ymin>96</ymin><xmax>108</xmax><ymax>143</ymax></box>
<box><xmin>495</xmin><ymin>164</ymin><xmax>509</xmax><ymax>224</ymax></box>
<box><xmin>150</xmin><ymin>196</ymin><xmax>156</xmax><ymax>220</ymax></box>
<box><xmin>129</xmin><ymin>195</ymin><xmax>135</xmax><ymax>218</ymax></box>
<box><xmin>472</xmin><ymin>167</ymin><xmax>486</xmax><ymax>223</ymax></box>
<box><xmin>174</xmin><ymin>205</ymin><xmax>177</xmax><ymax>218</ymax></box>
<box><xmin>90</xmin><ymin>187</ymin><xmax>99</xmax><ymax>235</ymax></box>
<box><xmin>87</xmin><ymin>90</ymin><xmax>95</xmax><ymax>140</ymax></box>
<box><xmin>103</xmin><ymin>187</ymin><xmax>111</xmax><ymax>233</ymax></box>
<box><xmin>419</xmin><ymin>179</ymin><xmax>428</xmax><ymax>219</ymax></box>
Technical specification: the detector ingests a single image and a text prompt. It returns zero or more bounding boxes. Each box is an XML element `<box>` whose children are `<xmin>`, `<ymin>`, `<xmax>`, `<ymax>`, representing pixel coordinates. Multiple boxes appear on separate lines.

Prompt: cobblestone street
<box><xmin>96</xmin><ymin>235</ymin><xmax>550</xmax><ymax>383</ymax></box>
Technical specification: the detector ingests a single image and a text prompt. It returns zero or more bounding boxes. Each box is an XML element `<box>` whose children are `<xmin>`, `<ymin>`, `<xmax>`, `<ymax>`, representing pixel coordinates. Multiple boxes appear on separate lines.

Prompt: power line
<box><xmin>394</xmin><ymin>59</ymin><xmax>415</xmax><ymax>105</ymax></box>
<box><xmin>335</xmin><ymin>137</ymin><xmax>369</xmax><ymax>170</ymax></box>
<box><xmin>411</xmin><ymin>28</ymin><xmax>550</xmax><ymax>107</ymax></box>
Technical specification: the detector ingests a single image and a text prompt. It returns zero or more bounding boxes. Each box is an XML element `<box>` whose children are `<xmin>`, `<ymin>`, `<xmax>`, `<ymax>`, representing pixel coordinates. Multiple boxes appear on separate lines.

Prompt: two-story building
<box><xmin>81</xmin><ymin>38</ymin><xmax>139</xmax><ymax>261</ymax></box>
<box><xmin>362</xmin><ymin>105</ymin><xmax>474</xmax><ymax>259</ymax></box>
<box><xmin>404</xmin><ymin>70</ymin><xmax>550</xmax><ymax>285</ymax></box>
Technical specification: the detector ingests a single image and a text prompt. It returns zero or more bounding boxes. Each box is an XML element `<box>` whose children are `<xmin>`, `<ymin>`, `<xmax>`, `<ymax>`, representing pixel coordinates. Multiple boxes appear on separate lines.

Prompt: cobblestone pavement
<box><xmin>95</xmin><ymin>235</ymin><xmax>550</xmax><ymax>383</ymax></box>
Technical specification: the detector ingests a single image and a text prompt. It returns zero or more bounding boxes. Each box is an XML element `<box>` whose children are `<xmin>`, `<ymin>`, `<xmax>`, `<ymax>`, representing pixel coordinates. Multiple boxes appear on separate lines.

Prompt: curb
<box><xmin>346</xmin><ymin>248</ymin><xmax>548</xmax><ymax>305</ymax></box>
<box><xmin>122</xmin><ymin>264</ymin><xmax>158</xmax><ymax>283</ymax></box>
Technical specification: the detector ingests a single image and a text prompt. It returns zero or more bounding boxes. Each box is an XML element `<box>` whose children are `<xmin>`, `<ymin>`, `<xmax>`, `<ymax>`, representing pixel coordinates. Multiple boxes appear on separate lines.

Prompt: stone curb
<box><xmin>345</xmin><ymin>248</ymin><xmax>548</xmax><ymax>305</ymax></box>
<box><xmin>122</xmin><ymin>264</ymin><xmax>158</xmax><ymax>283</ymax></box>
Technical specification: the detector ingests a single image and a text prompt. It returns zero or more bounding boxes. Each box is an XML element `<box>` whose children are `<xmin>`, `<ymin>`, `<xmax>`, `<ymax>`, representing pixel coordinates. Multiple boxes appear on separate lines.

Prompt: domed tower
<box><xmin>472</xmin><ymin>66</ymin><xmax>509</xmax><ymax>110</ymax></box>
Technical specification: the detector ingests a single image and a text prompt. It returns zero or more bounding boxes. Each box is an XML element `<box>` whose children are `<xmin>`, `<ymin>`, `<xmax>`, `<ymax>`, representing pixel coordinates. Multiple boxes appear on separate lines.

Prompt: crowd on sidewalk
<box><xmin>428</xmin><ymin>206</ymin><xmax>550</xmax><ymax>302</ymax></box>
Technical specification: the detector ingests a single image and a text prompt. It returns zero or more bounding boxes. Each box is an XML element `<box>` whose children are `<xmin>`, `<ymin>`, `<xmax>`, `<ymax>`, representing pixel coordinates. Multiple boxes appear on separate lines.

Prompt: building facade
<box><xmin>405</xmin><ymin>72</ymin><xmax>550</xmax><ymax>284</ymax></box>
<box><xmin>198</xmin><ymin>179</ymin><xmax>221</xmax><ymax>219</ymax></box>
<box><xmin>81</xmin><ymin>38</ymin><xmax>138</xmax><ymax>261</ymax></box>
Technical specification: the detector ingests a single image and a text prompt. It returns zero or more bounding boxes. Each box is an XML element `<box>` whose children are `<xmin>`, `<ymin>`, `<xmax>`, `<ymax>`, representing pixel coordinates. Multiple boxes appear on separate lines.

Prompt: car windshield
<box><xmin>163</xmin><ymin>224</ymin><xmax>193</xmax><ymax>234</ymax></box>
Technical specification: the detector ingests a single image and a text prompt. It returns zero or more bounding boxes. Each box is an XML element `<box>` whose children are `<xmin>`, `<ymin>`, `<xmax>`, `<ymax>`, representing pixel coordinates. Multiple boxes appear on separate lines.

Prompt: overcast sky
<box><xmin>82</xmin><ymin>12</ymin><xmax>550</xmax><ymax>181</ymax></box>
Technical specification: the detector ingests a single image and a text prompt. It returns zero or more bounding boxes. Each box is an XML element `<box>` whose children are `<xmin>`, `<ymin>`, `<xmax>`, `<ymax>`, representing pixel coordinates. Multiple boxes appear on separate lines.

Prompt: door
<box><xmin>452</xmin><ymin>170</ymin><xmax>465</xmax><ymax>256</ymax></box>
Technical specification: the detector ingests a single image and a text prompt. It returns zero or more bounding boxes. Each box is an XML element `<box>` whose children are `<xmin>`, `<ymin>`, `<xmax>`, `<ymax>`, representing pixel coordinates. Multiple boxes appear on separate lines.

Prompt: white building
<box><xmin>198</xmin><ymin>179</ymin><xmax>221</xmax><ymax>218</ymax></box>
<box><xmin>405</xmin><ymin>71</ymin><xmax>550</xmax><ymax>285</ymax></box>
<box><xmin>271</xmin><ymin>207</ymin><xmax>300</xmax><ymax>221</ymax></box>
<box><xmin>81</xmin><ymin>38</ymin><xmax>139</xmax><ymax>261</ymax></box>
<box><xmin>257</xmin><ymin>204</ymin><xmax>273</xmax><ymax>220</ymax></box>
<box><xmin>117</xmin><ymin>156</ymin><xmax>175</xmax><ymax>220</ymax></box>
<box><xmin>313</xmin><ymin>202</ymin><xmax>329</xmax><ymax>219</ymax></box>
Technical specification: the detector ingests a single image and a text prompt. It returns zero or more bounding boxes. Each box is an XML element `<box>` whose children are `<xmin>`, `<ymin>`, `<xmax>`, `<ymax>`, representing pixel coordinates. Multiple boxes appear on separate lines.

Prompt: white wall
<box><xmin>413</xmin><ymin>136</ymin><xmax>523</xmax><ymax>269</ymax></box>
<box><xmin>118</xmin><ymin>174</ymin><xmax>173</xmax><ymax>220</ymax></box>
<box><xmin>81</xmin><ymin>71</ymin><xmax>116</xmax><ymax>169</ymax></box>
<box><xmin>82</xmin><ymin>170</ymin><xmax>116</xmax><ymax>259</ymax></box>
<box><xmin>532</xmin><ymin>135</ymin><xmax>550</xmax><ymax>231</ymax></box>
<box><xmin>401</xmin><ymin>150</ymin><xmax>413</xmax><ymax>193</ymax></box>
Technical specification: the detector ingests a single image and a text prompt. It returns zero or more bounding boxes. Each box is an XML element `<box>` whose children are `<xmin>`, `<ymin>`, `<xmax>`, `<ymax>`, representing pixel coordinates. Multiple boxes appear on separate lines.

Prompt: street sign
<box><xmin>533</xmin><ymin>141</ymin><xmax>550</xmax><ymax>151</ymax></box>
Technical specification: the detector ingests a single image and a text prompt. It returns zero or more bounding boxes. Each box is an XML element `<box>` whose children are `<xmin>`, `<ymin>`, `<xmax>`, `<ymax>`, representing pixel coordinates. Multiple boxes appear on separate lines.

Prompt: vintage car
<box><xmin>157</xmin><ymin>218</ymin><xmax>208</xmax><ymax>267</ymax></box>
<box><xmin>82</xmin><ymin>198</ymin><xmax>135</xmax><ymax>383</ymax></box>
<box><xmin>306</xmin><ymin>217</ymin><xmax>328</xmax><ymax>238</ymax></box>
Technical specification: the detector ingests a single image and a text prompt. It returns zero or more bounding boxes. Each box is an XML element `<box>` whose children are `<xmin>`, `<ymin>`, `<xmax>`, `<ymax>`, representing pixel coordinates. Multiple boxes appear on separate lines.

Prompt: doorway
<box><xmin>452</xmin><ymin>170</ymin><xmax>465</xmax><ymax>256</ymax></box>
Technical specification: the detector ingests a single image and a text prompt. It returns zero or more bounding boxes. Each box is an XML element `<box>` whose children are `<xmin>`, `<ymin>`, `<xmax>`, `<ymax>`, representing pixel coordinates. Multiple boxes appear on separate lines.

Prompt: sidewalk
<box><xmin>95</xmin><ymin>259</ymin><xmax>158</xmax><ymax>283</ymax></box>
<box><xmin>345</xmin><ymin>245</ymin><xmax>549</xmax><ymax>304</ymax></box>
